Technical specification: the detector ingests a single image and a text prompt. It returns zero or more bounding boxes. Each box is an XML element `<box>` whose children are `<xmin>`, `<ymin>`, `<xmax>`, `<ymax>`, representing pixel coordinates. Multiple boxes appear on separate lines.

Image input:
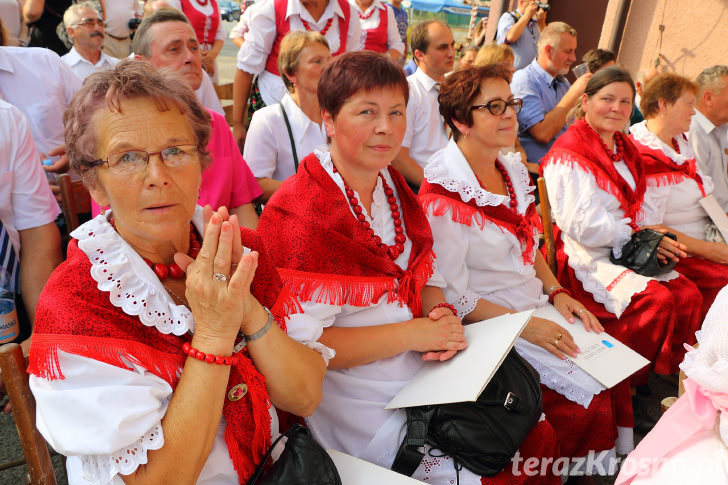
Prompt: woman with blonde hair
<box><xmin>473</xmin><ymin>42</ymin><xmax>515</xmax><ymax>74</ymax></box>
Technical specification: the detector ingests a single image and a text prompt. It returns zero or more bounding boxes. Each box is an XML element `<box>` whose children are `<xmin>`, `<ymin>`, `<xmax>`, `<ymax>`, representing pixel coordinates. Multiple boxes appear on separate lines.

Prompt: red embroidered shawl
<box><xmin>257</xmin><ymin>152</ymin><xmax>435</xmax><ymax>316</ymax></box>
<box><xmin>632</xmin><ymin>134</ymin><xmax>706</xmax><ymax>197</ymax></box>
<box><xmin>28</xmin><ymin>229</ymin><xmax>293</xmax><ymax>483</ymax></box>
<box><xmin>419</xmin><ymin>178</ymin><xmax>542</xmax><ymax>265</ymax></box>
<box><xmin>541</xmin><ymin>119</ymin><xmax>647</xmax><ymax>229</ymax></box>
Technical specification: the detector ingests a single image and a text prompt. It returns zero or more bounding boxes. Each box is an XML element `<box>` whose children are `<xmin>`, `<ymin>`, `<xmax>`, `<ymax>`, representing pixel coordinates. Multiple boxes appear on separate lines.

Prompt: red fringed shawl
<box><xmin>632</xmin><ymin>135</ymin><xmax>706</xmax><ymax>197</ymax></box>
<box><xmin>541</xmin><ymin>119</ymin><xmax>647</xmax><ymax>230</ymax></box>
<box><xmin>28</xmin><ymin>228</ymin><xmax>293</xmax><ymax>483</ymax></box>
<box><xmin>257</xmin><ymin>153</ymin><xmax>435</xmax><ymax>316</ymax></box>
<box><xmin>419</xmin><ymin>179</ymin><xmax>542</xmax><ymax>265</ymax></box>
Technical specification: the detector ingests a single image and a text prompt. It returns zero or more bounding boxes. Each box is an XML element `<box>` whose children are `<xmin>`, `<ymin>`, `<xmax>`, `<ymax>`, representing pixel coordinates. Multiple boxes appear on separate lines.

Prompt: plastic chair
<box><xmin>214</xmin><ymin>82</ymin><xmax>235</xmax><ymax>126</ymax></box>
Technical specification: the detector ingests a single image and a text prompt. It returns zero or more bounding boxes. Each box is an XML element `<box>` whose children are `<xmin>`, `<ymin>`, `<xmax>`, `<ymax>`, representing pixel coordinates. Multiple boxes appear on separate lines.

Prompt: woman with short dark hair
<box><xmin>259</xmin><ymin>51</ymin><xmax>560</xmax><ymax>484</ymax></box>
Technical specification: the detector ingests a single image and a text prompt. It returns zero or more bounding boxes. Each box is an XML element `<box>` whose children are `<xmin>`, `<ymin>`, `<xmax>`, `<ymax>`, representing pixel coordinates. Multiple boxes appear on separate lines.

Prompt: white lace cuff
<box><xmin>611</xmin><ymin>221</ymin><xmax>634</xmax><ymax>259</ymax></box>
<box><xmin>79</xmin><ymin>423</ymin><xmax>164</xmax><ymax>483</ymax></box>
<box><xmin>453</xmin><ymin>290</ymin><xmax>479</xmax><ymax>317</ymax></box>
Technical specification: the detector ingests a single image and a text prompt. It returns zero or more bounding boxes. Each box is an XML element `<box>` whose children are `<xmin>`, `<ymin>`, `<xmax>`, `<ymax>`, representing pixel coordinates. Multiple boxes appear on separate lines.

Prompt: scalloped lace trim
<box><xmin>528</xmin><ymin>356</ymin><xmax>596</xmax><ymax>408</ymax></box>
<box><xmin>630</xmin><ymin>121</ymin><xmax>693</xmax><ymax>164</ymax></box>
<box><xmin>611</xmin><ymin>222</ymin><xmax>634</xmax><ymax>259</ymax></box>
<box><xmin>425</xmin><ymin>149</ymin><xmax>536</xmax><ymax>211</ymax></box>
<box><xmin>453</xmin><ymin>289</ymin><xmax>479</xmax><ymax>317</ymax></box>
<box><xmin>71</xmin><ymin>213</ymin><xmax>196</xmax><ymax>336</ymax></box>
<box><xmin>79</xmin><ymin>423</ymin><xmax>164</xmax><ymax>483</ymax></box>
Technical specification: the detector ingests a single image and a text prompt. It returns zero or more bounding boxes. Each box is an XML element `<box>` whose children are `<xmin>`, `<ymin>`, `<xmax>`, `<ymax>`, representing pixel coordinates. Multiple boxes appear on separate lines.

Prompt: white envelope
<box><xmin>384</xmin><ymin>311</ymin><xmax>533</xmax><ymax>409</ymax></box>
<box><xmin>533</xmin><ymin>305</ymin><xmax>649</xmax><ymax>388</ymax></box>
<box><xmin>327</xmin><ymin>449</ymin><xmax>422</xmax><ymax>484</ymax></box>
<box><xmin>699</xmin><ymin>194</ymin><xmax>728</xmax><ymax>242</ymax></box>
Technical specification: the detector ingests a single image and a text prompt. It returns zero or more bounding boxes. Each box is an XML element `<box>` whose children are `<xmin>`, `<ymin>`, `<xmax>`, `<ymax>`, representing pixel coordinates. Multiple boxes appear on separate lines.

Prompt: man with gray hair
<box><xmin>690</xmin><ymin>65</ymin><xmax>728</xmax><ymax>210</ymax></box>
<box><xmin>511</xmin><ymin>21</ymin><xmax>591</xmax><ymax>175</ymax></box>
<box><xmin>61</xmin><ymin>2</ymin><xmax>118</xmax><ymax>80</ymax></box>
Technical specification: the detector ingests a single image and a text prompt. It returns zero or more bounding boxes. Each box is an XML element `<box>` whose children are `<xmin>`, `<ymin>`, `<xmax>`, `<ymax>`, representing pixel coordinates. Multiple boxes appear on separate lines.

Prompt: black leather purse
<box><xmin>609</xmin><ymin>228</ymin><xmax>678</xmax><ymax>277</ymax></box>
<box><xmin>391</xmin><ymin>349</ymin><xmax>543</xmax><ymax>477</ymax></box>
<box><xmin>247</xmin><ymin>423</ymin><xmax>342</xmax><ymax>485</ymax></box>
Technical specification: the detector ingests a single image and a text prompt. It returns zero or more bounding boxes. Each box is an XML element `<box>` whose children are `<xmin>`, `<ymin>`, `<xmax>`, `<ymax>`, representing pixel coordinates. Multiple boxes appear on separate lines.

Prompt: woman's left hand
<box><xmin>201</xmin><ymin>51</ymin><xmax>216</xmax><ymax>76</ymax></box>
<box><xmin>552</xmin><ymin>292</ymin><xmax>603</xmax><ymax>333</ymax></box>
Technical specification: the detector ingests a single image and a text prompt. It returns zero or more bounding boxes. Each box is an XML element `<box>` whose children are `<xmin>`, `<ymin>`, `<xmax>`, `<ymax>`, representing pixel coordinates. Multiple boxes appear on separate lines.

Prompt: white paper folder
<box><xmin>384</xmin><ymin>311</ymin><xmax>533</xmax><ymax>409</ymax></box>
<box><xmin>327</xmin><ymin>449</ymin><xmax>422</xmax><ymax>484</ymax></box>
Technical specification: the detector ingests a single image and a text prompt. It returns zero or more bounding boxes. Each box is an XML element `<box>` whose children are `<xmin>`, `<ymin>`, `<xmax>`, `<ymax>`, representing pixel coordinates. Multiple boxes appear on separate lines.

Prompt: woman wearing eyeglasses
<box><xmin>27</xmin><ymin>61</ymin><xmax>326</xmax><ymax>484</ymax></box>
<box><xmin>421</xmin><ymin>65</ymin><xmax>618</xmax><ymax>478</ymax></box>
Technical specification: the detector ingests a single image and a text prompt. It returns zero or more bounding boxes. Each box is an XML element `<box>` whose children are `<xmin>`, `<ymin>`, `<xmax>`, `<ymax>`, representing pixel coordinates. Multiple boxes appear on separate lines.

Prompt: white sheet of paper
<box><xmin>533</xmin><ymin>306</ymin><xmax>649</xmax><ymax>388</ymax></box>
<box><xmin>327</xmin><ymin>449</ymin><xmax>422</xmax><ymax>484</ymax></box>
<box><xmin>384</xmin><ymin>311</ymin><xmax>533</xmax><ymax>409</ymax></box>
<box><xmin>700</xmin><ymin>194</ymin><xmax>728</xmax><ymax>242</ymax></box>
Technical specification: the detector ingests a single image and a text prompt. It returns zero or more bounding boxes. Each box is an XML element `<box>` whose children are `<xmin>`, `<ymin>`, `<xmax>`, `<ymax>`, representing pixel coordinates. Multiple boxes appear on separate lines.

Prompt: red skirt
<box><xmin>540</xmin><ymin>386</ymin><xmax>616</xmax><ymax>458</ymax></box>
<box><xmin>481</xmin><ymin>418</ymin><xmax>561</xmax><ymax>484</ymax></box>
<box><xmin>675</xmin><ymin>257</ymin><xmax>728</xmax><ymax>321</ymax></box>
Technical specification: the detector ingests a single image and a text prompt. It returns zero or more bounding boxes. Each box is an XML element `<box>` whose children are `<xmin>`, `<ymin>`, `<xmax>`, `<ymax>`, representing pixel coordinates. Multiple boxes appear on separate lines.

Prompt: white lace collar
<box><xmin>70</xmin><ymin>207</ymin><xmax>207</xmax><ymax>336</ymax></box>
<box><xmin>424</xmin><ymin>138</ymin><xmax>535</xmax><ymax>212</ymax></box>
<box><xmin>630</xmin><ymin>120</ymin><xmax>695</xmax><ymax>165</ymax></box>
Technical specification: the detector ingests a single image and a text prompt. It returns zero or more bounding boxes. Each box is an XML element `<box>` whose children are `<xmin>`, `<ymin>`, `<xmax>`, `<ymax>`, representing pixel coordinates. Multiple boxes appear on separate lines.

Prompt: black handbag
<box><xmin>391</xmin><ymin>348</ymin><xmax>543</xmax><ymax>477</ymax></box>
<box><xmin>247</xmin><ymin>423</ymin><xmax>342</xmax><ymax>485</ymax></box>
<box><xmin>609</xmin><ymin>228</ymin><xmax>678</xmax><ymax>277</ymax></box>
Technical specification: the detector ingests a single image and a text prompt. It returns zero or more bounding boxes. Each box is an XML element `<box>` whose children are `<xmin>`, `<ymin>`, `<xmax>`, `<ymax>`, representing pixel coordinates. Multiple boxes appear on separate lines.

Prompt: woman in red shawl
<box><xmin>258</xmin><ymin>50</ymin><xmax>560</xmax><ymax>484</ymax></box>
<box><xmin>27</xmin><ymin>61</ymin><xmax>325</xmax><ymax>484</ymax></box>
<box><xmin>630</xmin><ymin>72</ymin><xmax>728</xmax><ymax>320</ymax></box>
<box><xmin>541</xmin><ymin>66</ymin><xmax>703</xmax><ymax>447</ymax></box>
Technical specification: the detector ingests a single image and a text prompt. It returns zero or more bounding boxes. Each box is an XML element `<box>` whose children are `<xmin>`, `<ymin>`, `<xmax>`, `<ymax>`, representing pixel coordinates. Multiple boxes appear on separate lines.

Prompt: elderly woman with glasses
<box><xmin>420</xmin><ymin>65</ymin><xmax>618</xmax><ymax>478</ymax></box>
<box><xmin>27</xmin><ymin>60</ymin><xmax>325</xmax><ymax>484</ymax></box>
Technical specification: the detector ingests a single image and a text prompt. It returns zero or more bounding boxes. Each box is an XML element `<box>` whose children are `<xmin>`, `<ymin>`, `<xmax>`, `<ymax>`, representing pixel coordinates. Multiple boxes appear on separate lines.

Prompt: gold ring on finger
<box><xmin>557</xmin><ymin>333</ymin><xmax>563</xmax><ymax>341</ymax></box>
<box><xmin>553</xmin><ymin>339</ymin><xmax>560</xmax><ymax>346</ymax></box>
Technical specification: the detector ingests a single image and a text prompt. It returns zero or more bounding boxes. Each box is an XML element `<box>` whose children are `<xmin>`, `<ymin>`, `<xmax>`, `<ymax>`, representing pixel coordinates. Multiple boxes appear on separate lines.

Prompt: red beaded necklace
<box><xmin>195</xmin><ymin>0</ymin><xmax>209</xmax><ymax>6</ymax></box>
<box><xmin>671</xmin><ymin>137</ymin><xmax>681</xmax><ymax>154</ymax></box>
<box><xmin>357</xmin><ymin>6</ymin><xmax>376</xmax><ymax>19</ymax></box>
<box><xmin>333</xmin><ymin>166</ymin><xmax>407</xmax><ymax>260</ymax></box>
<box><xmin>301</xmin><ymin>17</ymin><xmax>334</xmax><ymax>36</ymax></box>
<box><xmin>110</xmin><ymin>219</ymin><xmax>200</xmax><ymax>280</ymax></box>
<box><xmin>598</xmin><ymin>132</ymin><xmax>625</xmax><ymax>162</ymax></box>
<box><xmin>476</xmin><ymin>160</ymin><xmax>518</xmax><ymax>212</ymax></box>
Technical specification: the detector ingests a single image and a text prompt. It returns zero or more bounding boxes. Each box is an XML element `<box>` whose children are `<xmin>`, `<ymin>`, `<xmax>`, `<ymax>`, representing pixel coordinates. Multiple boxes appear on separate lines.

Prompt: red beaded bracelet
<box><xmin>432</xmin><ymin>302</ymin><xmax>458</xmax><ymax>317</ymax></box>
<box><xmin>182</xmin><ymin>342</ymin><xmax>238</xmax><ymax>366</ymax></box>
<box><xmin>548</xmin><ymin>287</ymin><xmax>572</xmax><ymax>304</ymax></box>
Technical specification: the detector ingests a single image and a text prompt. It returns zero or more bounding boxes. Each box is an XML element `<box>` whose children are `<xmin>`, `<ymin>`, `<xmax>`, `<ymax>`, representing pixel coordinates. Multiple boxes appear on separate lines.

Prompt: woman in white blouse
<box><xmin>421</xmin><ymin>64</ymin><xmax>621</xmax><ymax>474</ymax></box>
<box><xmin>258</xmin><ymin>52</ymin><xmax>561</xmax><ymax>484</ymax></box>
<box><xmin>541</xmin><ymin>66</ymin><xmax>704</xmax><ymax>448</ymax></box>
<box><xmin>630</xmin><ymin>72</ymin><xmax>728</xmax><ymax>320</ymax></box>
<box><xmin>27</xmin><ymin>61</ymin><xmax>325</xmax><ymax>484</ymax></box>
<box><xmin>244</xmin><ymin>30</ymin><xmax>329</xmax><ymax>202</ymax></box>
<box><xmin>233</xmin><ymin>0</ymin><xmax>362</xmax><ymax>149</ymax></box>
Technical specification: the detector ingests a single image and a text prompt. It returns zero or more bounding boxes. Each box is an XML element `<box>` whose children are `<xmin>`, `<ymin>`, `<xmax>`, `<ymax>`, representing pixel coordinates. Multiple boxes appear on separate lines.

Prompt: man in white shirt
<box><xmin>690</xmin><ymin>65</ymin><xmax>728</xmax><ymax>211</ymax></box>
<box><xmin>97</xmin><ymin>0</ymin><xmax>140</xmax><ymax>58</ymax></box>
<box><xmin>0</xmin><ymin>46</ymin><xmax>81</xmax><ymax>164</ymax></box>
<box><xmin>0</xmin><ymin>100</ymin><xmax>61</xmax><ymax>356</ymax></box>
<box><xmin>61</xmin><ymin>2</ymin><xmax>119</xmax><ymax>80</ymax></box>
<box><xmin>392</xmin><ymin>19</ymin><xmax>454</xmax><ymax>188</ymax></box>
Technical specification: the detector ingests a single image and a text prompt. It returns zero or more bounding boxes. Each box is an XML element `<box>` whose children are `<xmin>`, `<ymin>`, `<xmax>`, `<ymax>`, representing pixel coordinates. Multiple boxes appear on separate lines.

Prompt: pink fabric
<box><xmin>616</xmin><ymin>378</ymin><xmax>728</xmax><ymax>484</ymax></box>
<box><xmin>198</xmin><ymin>109</ymin><xmax>263</xmax><ymax>210</ymax></box>
<box><xmin>91</xmin><ymin>109</ymin><xmax>262</xmax><ymax>217</ymax></box>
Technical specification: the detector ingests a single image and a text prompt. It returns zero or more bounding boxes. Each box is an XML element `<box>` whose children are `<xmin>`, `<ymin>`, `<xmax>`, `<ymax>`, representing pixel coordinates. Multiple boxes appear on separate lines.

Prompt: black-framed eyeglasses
<box><xmin>470</xmin><ymin>98</ymin><xmax>523</xmax><ymax>116</ymax></box>
<box><xmin>72</xmin><ymin>17</ymin><xmax>106</xmax><ymax>28</ymax></box>
<box><xmin>88</xmin><ymin>144</ymin><xmax>200</xmax><ymax>176</ymax></box>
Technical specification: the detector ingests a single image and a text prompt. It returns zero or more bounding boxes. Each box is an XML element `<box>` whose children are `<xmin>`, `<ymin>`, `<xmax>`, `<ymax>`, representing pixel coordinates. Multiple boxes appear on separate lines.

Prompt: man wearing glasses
<box><xmin>61</xmin><ymin>2</ymin><xmax>119</xmax><ymax>80</ymax></box>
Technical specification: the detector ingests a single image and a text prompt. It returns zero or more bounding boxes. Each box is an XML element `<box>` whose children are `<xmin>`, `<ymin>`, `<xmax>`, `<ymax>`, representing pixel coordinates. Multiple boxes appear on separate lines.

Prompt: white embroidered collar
<box><xmin>70</xmin><ymin>206</ymin><xmax>207</xmax><ymax>336</ymax></box>
<box><xmin>630</xmin><ymin>120</ymin><xmax>694</xmax><ymax>165</ymax></box>
<box><xmin>424</xmin><ymin>138</ymin><xmax>535</xmax><ymax>212</ymax></box>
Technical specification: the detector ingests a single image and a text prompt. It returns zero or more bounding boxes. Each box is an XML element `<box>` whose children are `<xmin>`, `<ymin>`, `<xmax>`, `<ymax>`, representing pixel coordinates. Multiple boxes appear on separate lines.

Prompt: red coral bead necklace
<box><xmin>476</xmin><ymin>160</ymin><xmax>518</xmax><ymax>213</ymax></box>
<box><xmin>301</xmin><ymin>17</ymin><xmax>334</xmax><ymax>36</ymax></box>
<box><xmin>333</xmin><ymin>166</ymin><xmax>407</xmax><ymax>260</ymax></box>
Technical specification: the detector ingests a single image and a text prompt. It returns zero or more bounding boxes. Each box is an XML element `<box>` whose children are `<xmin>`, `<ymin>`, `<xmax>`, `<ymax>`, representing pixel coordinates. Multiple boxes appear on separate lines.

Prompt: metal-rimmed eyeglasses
<box><xmin>470</xmin><ymin>98</ymin><xmax>523</xmax><ymax>116</ymax></box>
<box><xmin>88</xmin><ymin>144</ymin><xmax>200</xmax><ymax>176</ymax></box>
<box><xmin>72</xmin><ymin>17</ymin><xmax>107</xmax><ymax>28</ymax></box>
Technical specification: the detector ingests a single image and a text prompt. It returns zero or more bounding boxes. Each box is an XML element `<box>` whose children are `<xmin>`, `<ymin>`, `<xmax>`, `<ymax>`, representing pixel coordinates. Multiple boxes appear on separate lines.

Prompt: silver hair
<box><xmin>696</xmin><ymin>65</ymin><xmax>728</xmax><ymax>95</ymax></box>
<box><xmin>537</xmin><ymin>21</ymin><xmax>577</xmax><ymax>55</ymax></box>
<box><xmin>63</xmin><ymin>2</ymin><xmax>100</xmax><ymax>29</ymax></box>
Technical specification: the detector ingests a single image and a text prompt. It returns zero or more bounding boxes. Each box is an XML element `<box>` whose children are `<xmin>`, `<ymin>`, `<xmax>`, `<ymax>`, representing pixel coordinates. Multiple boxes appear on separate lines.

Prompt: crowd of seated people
<box><xmin>2</xmin><ymin>2</ymin><xmax>728</xmax><ymax>483</ymax></box>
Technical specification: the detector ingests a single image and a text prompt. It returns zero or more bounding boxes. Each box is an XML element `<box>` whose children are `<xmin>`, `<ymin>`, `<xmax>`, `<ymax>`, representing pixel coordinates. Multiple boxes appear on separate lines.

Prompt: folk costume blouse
<box><xmin>28</xmin><ymin>207</ymin><xmax>297</xmax><ymax>484</ymax></box>
<box><xmin>630</xmin><ymin>121</ymin><xmax>715</xmax><ymax>240</ymax></box>
<box><xmin>421</xmin><ymin>139</ymin><xmax>605</xmax><ymax>407</ymax></box>
<box><xmin>541</xmin><ymin>119</ymin><xmax>679</xmax><ymax>318</ymax></box>
<box><xmin>258</xmin><ymin>147</ymin><xmax>486</xmax><ymax>483</ymax></box>
<box><xmin>350</xmin><ymin>0</ymin><xmax>404</xmax><ymax>55</ymax></box>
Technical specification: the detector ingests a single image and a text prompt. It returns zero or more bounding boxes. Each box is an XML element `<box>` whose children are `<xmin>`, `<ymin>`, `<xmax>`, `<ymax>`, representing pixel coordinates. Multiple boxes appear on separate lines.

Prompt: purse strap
<box><xmin>390</xmin><ymin>405</ymin><xmax>436</xmax><ymax>476</ymax></box>
<box><xmin>247</xmin><ymin>423</ymin><xmax>306</xmax><ymax>485</ymax></box>
<box><xmin>279</xmin><ymin>101</ymin><xmax>299</xmax><ymax>172</ymax></box>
